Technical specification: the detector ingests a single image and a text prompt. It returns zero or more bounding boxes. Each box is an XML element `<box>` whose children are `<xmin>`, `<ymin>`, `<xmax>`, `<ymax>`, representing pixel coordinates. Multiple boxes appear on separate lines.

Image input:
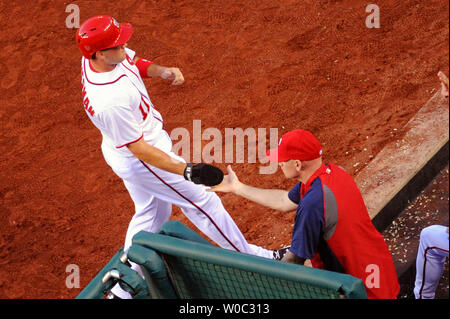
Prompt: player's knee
<box><xmin>205</xmin><ymin>190</ymin><xmax>222</xmax><ymax>205</ymax></box>
<box><xmin>188</xmin><ymin>185</ymin><xmax>223</xmax><ymax>208</ymax></box>
<box><xmin>420</xmin><ymin>225</ymin><xmax>433</xmax><ymax>241</ymax></box>
<box><xmin>420</xmin><ymin>225</ymin><xmax>443</xmax><ymax>244</ymax></box>
<box><xmin>203</xmin><ymin>191</ymin><xmax>225</xmax><ymax>211</ymax></box>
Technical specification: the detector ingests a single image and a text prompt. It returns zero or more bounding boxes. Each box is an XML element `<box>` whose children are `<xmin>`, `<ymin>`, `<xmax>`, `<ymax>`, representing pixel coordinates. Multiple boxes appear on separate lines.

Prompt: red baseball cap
<box><xmin>266</xmin><ymin>129</ymin><xmax>322</xmax><ymax>162</ymax></box>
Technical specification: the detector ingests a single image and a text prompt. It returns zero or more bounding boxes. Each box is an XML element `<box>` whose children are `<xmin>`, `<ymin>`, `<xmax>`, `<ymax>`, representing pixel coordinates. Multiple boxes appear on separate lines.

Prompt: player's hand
<box><xmin>207</xmin><ymin>165</ymin><xmax>240</xmax><ymax>193</ymax></box>
<box><xmin>161</xmin><ymin>67</ymin><xmax>185</xmax><ymax>85</ymax></box>
<box><xmin>184</xmin><ymin>163</ymin><xmax>223</xmax><ymax>186</ymax></box>
<box><xmin>438</xmin><ymin>71</ymin><xmax>449</xmax><ymax>98</ymax></box>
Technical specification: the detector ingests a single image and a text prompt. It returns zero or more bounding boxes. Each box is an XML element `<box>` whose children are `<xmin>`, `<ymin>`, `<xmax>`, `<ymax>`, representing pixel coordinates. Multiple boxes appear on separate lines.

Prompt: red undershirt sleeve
<box><xmin>135</xmin><ymin>58</ymin><xmax>154</xmax><ymax>78</ymax></box>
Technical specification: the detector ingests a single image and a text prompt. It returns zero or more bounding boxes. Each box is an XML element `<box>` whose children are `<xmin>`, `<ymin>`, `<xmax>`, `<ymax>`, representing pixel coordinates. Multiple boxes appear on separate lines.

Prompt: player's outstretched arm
<box><xmin>133</xmin><ymin>56</ymin><xmax>184</xmax><ymax>85</ymax></box>
<box><xmin>209</xmin><ymin>165</ymin><xmax>298</xmax><ymax>212</ymax></box>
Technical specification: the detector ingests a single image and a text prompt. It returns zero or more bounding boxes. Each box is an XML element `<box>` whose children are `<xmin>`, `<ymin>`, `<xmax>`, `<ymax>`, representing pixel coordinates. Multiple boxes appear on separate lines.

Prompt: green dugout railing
<box><xmin>77</xmin><ymin>221</ymin><xmax>367</xmax><ymax>299</ymax></box>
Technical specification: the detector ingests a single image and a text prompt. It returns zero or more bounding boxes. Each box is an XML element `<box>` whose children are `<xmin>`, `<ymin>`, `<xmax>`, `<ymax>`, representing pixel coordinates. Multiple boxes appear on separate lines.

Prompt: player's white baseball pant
<box><xmin>104</xmin><ymin>147</ymin><xmax>273</xmax><ymax>298</ymax></box>
<box><xmin>414</xmin><ymin>225</ymin><xmax>449</xmax><ymax>299</ymax></box>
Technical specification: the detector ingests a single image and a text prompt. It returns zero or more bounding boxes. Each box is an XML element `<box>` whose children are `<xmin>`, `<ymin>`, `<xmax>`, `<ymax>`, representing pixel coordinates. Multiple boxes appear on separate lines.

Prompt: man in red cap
<box><xmin>211</xmin><ymin>129</ymin><xmax>400</xmax><ymax>299</ymax></box>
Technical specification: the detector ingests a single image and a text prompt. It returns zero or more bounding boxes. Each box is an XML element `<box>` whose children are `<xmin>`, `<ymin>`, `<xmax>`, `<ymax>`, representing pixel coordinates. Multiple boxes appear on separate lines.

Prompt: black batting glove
<box><xmin>183</xmin><ymin>163</ymin><xmax>224</xmax><ymax>186</ymax></box>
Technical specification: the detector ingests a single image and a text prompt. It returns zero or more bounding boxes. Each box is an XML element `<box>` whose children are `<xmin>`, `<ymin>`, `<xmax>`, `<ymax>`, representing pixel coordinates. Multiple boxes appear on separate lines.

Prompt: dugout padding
<box><xmin>131</xmin><ymin>221</ymin><xmax>368</xmax><ymax>299</ymax></box>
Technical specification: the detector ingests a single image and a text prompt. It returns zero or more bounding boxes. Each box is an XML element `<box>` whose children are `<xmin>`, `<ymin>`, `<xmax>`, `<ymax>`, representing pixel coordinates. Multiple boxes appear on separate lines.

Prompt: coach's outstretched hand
<box><xmin>184</xmin><ymin>163</ymin><xmax>224</xmax><ymax>186</ymax></box>
<box><xmin>207</xmin><ymin>165</ymin><xmax>240</xmax><ymax>193</ymax></box>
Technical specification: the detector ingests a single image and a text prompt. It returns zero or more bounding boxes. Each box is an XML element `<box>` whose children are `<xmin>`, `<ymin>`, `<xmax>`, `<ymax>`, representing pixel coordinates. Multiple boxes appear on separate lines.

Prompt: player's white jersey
<box><xmin>80</xmin><ymin>48</ymin><xmax>168</xmax><ymax>158</ymax></box>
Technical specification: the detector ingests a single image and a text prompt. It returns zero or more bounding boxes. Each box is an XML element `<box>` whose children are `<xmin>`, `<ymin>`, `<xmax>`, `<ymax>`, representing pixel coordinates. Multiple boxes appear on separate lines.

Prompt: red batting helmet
<box><xmin>76</xmin><ymin>15</ymin><xmax>133</xmax><ymax>59</ymax></box>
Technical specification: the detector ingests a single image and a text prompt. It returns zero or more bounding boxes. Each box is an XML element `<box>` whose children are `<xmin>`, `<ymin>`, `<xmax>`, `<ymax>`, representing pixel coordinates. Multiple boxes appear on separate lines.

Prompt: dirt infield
<box><xmin>0</xmin><ymin>0</ymin><xmax>448</xmax><ymax>298</ymax></box>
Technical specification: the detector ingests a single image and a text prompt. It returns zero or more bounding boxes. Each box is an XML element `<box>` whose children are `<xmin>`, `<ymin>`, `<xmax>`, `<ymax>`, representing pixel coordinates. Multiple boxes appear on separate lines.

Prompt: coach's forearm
<box><xmin>234</xmin><ymin>183</ymin><xmax>291</xmax><ymax>212</ymax></box>
<box><xmin>127</xmin><ymin>139</ymin><xmax>186</xmax><ymax>175</ymax></box>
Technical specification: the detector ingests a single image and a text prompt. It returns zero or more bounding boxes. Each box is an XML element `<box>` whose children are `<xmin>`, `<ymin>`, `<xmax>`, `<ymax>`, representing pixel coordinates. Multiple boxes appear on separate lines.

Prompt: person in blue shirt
<box><xmin>210</xmin><ymin>129</ymin><xmax>400</xmax><ymax>298</ymax></box>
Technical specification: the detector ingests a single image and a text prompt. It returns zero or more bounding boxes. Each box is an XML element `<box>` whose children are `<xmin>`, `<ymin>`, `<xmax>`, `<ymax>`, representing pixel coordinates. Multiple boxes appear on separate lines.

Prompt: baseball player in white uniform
<box><xmin>76</xmin><ymin>15</ymin><xmax>276</xmax><ymax>299</ymax></box>
<box><xmin>414</xmin><ymin>225</ymin><xmax>449</xmax><ymax>299</ymax></box>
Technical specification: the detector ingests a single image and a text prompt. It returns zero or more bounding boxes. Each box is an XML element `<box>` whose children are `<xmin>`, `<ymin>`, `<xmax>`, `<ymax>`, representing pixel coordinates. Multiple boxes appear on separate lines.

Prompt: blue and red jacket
<box><xmin>288</xmin><ymin>163</ymin><xmax>400</xmax><ymax>299</ymax></box>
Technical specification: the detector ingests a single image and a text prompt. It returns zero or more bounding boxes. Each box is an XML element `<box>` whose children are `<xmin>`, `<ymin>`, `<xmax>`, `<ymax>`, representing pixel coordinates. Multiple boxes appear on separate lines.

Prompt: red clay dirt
<box><xmin>0</xmin><ymin>0</ymin><xmax>448</xmax><ymax>298</ymax></box>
